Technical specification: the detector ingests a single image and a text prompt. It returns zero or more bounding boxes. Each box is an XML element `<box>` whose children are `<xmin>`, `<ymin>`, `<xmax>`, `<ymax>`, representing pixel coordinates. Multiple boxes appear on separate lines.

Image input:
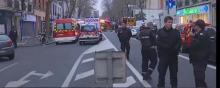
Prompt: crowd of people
<box><xmin>117</xmin><ymin>16</ymin><xmax>212</xmax><ymax>88</ymax></box>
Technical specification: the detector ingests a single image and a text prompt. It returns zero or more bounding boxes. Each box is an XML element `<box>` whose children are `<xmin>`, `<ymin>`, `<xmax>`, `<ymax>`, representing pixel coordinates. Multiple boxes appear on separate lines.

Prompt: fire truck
<box><xmin>53</xmin><ymin>18</ymin><xmax>79</xmax><ymax>44</ymax></box>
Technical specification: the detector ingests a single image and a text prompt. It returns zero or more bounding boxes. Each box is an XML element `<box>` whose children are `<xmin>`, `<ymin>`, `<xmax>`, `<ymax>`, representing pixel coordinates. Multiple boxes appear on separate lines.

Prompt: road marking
<box><xmin>5</xmin><ymin>71</ymin><xmax>53</xmax><ymax>87</ymax></box>
<box><xmin>62</xmin><ymin>38</ymin><xmax>113</xmax><ymax>87</ymax></box>
<box><xmin>62</xmin><ymin>52</ymin><xmax>85</xmax><ymax>87</ymax></box>
<box><xmin>62</xmin><ymin>33</ymin><xmax>151</xmax><ymax>87</ymax></box>
<box><xmin>81</xmin><ymin>58</ymin><xmax>94</xmax><ymax>64</ymax></box>
<box><xmin>74</xmin><ymin>69</ymin><xmax>94</xmax><ymax>81</ymax></box>
<box><xmin>103</xmin><ymin>34</ymin><xmax>152</xmax><ymax>88</ymax></box>
<box><xmin>178</xmin><ymin>55</ymin><xmax>216</xmax><ymax>70</ymax></box>
<box><xmin>113</xmin><ymin>76</ymin><xmax>136</xmax><ymax>87</ymax></box>
<box><xmin>0</xmin><ymin>63</ymin><xmax>18</xmax><ymax>73</ymax></box>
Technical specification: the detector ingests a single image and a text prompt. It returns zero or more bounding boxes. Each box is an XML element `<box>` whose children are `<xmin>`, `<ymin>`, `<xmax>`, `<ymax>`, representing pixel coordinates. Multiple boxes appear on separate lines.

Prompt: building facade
<box><xmin>34</xmin><ymin>0</ymin><xmax>48</xmax><ymax>35</ymax></box>
<box><xmin>176</xmin><ymin>0</ymin><xmax>215</xmax><ymax>26</ymax></box>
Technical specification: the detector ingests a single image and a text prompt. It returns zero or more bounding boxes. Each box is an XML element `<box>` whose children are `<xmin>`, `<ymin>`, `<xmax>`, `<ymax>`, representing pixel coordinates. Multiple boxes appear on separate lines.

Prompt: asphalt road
<box><xmin>0</xmin><ymin>32</ymin><xmax>216</xmax><ymax>88</ymax></box>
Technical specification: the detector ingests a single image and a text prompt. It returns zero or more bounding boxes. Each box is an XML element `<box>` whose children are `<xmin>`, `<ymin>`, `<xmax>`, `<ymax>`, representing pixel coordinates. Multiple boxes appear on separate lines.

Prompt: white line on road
<box><xmin>113</xmin><ymin>76</ymin><xmax>136</xmax><ymax>87</ymax></box>
<box><xmin>81</xmin><ymin>58</ymin><xmax>94</xmax><ymax>64</ymax></box>
<box><xmin>0</xmin><ymin>63</ymin><xmax>18</xmax><ymax>73</ymax></box>
<box><xmin>103</xmin><ymin>34</ymin><xmax>151</xmax><ymax>88</ymax></box>
<box><xmin>62</xmin><ymin>53</ymin><xmax>85</xmax><ymax>87</ymax></box>
<box><xmin>178</xmin><ymin>55</ymin><xmax>216</xmax><ymax>70</ymax></box>
<box><xmin>74</xmin><ymin>69</ymin><xmax>94</xmax><ymax>81</ymax></box>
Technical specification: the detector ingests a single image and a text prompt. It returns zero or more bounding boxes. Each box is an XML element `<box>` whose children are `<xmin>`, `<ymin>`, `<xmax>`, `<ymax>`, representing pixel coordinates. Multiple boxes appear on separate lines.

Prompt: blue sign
<box><xmin>166</xmin><ymin>0</ymin><xmax>175</xmax><ymax>9</ymax></box>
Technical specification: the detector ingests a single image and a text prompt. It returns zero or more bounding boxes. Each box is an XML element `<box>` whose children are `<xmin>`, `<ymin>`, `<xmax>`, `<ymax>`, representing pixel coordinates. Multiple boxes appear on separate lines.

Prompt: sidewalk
<box><xmin>17</xmin><ymin>36</ymin><xmax>55</xmax><ymax>47</ymax></box>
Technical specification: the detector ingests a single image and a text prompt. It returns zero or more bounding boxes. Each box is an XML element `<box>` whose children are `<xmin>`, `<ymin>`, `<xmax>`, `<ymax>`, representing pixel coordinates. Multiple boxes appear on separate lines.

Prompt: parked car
<box><xmin>0</xmin><ymin>34</ymin><xmax>15</xmax><ymax>60</ymax></box>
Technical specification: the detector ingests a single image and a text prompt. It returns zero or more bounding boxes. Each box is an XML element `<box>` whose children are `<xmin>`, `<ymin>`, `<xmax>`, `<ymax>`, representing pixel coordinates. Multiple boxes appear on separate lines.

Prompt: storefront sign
<box><xmin>177</xmin><ymin>4</ymin><xmax>209</xmax><ymax>16</ymax></box>
<box><xmin>23</xmin><ymin>15</ymin><xmax>36</xmax><ymax>22</ymax></box>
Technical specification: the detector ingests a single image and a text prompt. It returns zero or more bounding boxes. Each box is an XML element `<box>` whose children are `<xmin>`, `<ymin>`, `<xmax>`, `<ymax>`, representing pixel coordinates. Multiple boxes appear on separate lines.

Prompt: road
<box><xmin>0</xmin><ymin>32</ymin><xmax>216</xmax><ymax>88</ymax></box>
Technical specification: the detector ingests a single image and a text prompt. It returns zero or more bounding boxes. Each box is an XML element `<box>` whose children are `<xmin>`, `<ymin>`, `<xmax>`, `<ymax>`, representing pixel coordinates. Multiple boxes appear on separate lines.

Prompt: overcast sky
<box><xmin>97</xmin><ymin>0</ymin><xmax>104</xmax><ymax>16</ymax></box>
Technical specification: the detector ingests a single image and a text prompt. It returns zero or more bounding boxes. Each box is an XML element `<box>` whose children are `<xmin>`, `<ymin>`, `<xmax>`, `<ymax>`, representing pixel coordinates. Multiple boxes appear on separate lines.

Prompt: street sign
<box><xmin>95</xmin><ymin>51</ymin><xmax>126</xmax><ymax>87</ymax></box>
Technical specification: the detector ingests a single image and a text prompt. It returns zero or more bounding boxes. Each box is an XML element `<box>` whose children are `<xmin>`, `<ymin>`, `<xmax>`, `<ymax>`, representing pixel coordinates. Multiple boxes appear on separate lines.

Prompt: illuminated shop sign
<box><xmin>177</xmin><ymin>4</ymin><xmax>209</xmax><ymax>16</ymax></box>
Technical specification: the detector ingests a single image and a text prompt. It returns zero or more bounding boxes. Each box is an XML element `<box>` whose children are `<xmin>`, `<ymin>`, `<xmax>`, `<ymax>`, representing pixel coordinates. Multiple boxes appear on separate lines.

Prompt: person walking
<box><xmin>117</xmin><ymin>22</ymin><xmax>132</xmax><ymax>60</ymax></box>
<box><xmin>139</xmin><ymin>24</ymin><xmax>157</xmax><ymax>80</ymax></box>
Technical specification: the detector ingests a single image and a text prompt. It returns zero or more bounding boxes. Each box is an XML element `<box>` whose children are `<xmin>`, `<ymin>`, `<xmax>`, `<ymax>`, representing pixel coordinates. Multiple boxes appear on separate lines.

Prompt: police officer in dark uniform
<box><xmin>117</xmin><ymin>22</ymin><xmax>132</xmax><ymax>60</ymax></box>
<box><xmin>140</xmin><ymin>22</ymin><xmax>146</xmax><ymax>31</ymax></box>
<box><xmin>139</xmin><ymin>25</ymin><xmax>157</xmax><ymax>80</ymax></box>
<box><xmin>156</xmin><ymin>16</ymin><xmax>181</xmax><ymax>88</ymax></box>
<box><xmin>189</xmin><ymin>19</ymin><xmax>211</xmax><ymax>88</ymax></box>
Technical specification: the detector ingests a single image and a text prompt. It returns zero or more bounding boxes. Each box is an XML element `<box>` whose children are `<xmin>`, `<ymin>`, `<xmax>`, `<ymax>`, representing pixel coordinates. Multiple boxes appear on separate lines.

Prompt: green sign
<box><xmin>177</xmin><ymin>4</ymin><xmax>209</xmax><ymax>16</ymax></box>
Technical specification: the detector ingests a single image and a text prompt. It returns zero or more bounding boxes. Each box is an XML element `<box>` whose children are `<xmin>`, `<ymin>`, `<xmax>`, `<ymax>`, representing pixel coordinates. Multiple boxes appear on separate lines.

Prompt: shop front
<box><xmin>177</xmin><ymin>4</ymin><xmax>210</xmax><ymax>24</ymax></box>
<box><xmin>0</xmin><ymin>10</ymin><xmax>14</xmax><ymax>34</ymax></box>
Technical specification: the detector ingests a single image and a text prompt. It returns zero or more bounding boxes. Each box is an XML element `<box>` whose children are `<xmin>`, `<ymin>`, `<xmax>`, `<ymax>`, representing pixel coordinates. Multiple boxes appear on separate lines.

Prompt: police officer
<box><xmin>139</xmin><ymin>24</ymin><xmax>157</xmax><ymax>80</ymax></box>
<box><xmin>189</xmin><ymin>19</ymin><xmax>211</xmax><ymax>88</ymax></box>
<box><xmin>117</xmin><ymin>22</ymin><xmax>132</xmax><ymax>60</ymax></box>
<box><xmin>156</xmin><ymin>16</ymin><xmax>181</xmax><ymax>88</ymax></box>
<box><xmin>140</xmin><ymin>22</ymin><xmax>146</xmax><ymax>31</ymax></box>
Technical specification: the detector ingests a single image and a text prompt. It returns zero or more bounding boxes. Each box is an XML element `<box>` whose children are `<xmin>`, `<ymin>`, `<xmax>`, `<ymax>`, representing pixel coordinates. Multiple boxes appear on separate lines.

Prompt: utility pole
<box><xmin>45</xmin><ymin>0</ymin><xmax>52</xmax><ymax>42</ymax></box>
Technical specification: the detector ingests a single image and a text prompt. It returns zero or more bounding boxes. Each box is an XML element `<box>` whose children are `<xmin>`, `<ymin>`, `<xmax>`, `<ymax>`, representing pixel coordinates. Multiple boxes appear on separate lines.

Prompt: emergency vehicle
<box><xmin>79</xmin><ymin>18</ymin><xmax>102</xmax><ymax>45</ymax></box>
<box><xmin>53</xmin><ymin>18</ymin><xmax>79</xmax><ymax>44</ymax></box>
<box><xmin>122</xmin><ymin>17</ymin><xmax>136</xmax><ymax>26</ymax></box>
<box><xmin>100</xmin><ymin>19</ymin><xmax>112</xmax><ymax>31</ymax></box>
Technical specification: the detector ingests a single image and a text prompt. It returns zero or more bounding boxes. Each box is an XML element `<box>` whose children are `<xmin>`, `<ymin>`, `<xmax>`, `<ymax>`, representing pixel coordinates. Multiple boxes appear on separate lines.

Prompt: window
<box><xmin>185</xmin><ymin>0</ymin><xmax>190</xmax><ymax>6</ymax></box>
<box><xmin>28</xmin><ymin>4</ymin><xmax>32</xmax><ymax>12</ymax></box>
<box><xmin>56</xmin><ymin>23</ymin><xmax>73</xmax><ymax>30</ymax></box>
<box><xmin>57</xmin><ymin>24</ymin><xmax>64</xmax><ymax>30</ymax></box>
<box><xmin>192</xmin><ymin>0</ymin><xmax>198</xmax><ymax>4</ymax></box>
<box><xmin>177</xmin><ymin>0</ymin><xmax>183</xmax><ymax>8</ymax></box>
<box><xmin>81</xmin><ymin>25</ymin><xmax>96</xmax><ymax>32</ymax></box>
<box><xmin>0</xmin><ymin>35</ymin><xmax>10</xmax><ymax>41</ymax></box>
<box><xmin>64</xmin><ymin>23</ymin><xmax>72</xmax><ymax>29</ymax></box>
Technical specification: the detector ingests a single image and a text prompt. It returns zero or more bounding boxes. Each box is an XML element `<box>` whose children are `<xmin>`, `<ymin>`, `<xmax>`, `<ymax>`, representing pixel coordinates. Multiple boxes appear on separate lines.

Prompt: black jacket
<box><xmin>156</xmin><ymin>27</ymin><xmax>181</xmax><ymax>54</ymax></box>
<box><xmin>9</xmin><ymin>30</ymin><xmax>18</xmax><ymax>41</ymax></box>
<box><xmin>189</xmin><ymin>29</ymin><xmax>211</xmax><ymax>63</ymax></box>
<box><xmin>139</xmin><ymin>28</ymin><xmax>156</xmax><ymax>48</ymax></box>
<box><xmin>117</xmin><ymin>27</ymin><xmax>132</xmax><ymax>42</ymax></box>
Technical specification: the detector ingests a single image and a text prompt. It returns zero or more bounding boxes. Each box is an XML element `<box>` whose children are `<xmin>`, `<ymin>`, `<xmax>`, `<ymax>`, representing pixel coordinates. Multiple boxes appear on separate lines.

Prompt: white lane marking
<box><xmin>5</xmin><ymin>71</ymin><xmax>53</xmax><ymax>87</ymax></box>
<box><xmin>113</xmin><ymin>76</ymin><xmax>136</xmax><ymax>87</ymax></box>
<box><xmin>62</xmin><ymin>39</ymin><xmax>111</xmax><ymax>87</ymax></box>
<box><xmin>74</xmin><ymin>69</ymin><xmax>94</xmax><ymax>81</ymax></box>
<box><xmin>81</xmin><ymin>58</ymin><xmax>94</xmax><ymax>64</ymax></box>
<box><xmin>0</xmin><ymin>63</ymin><xmax>18</xmax><ymax>73</ymax></box>
<box><xmin>103</xmin><ymin>34</ymin><xmax>152</xmax><ymax>88</ymax></box>
<box><xmin>178</xmin><ymin>55</ymin><xmax>216</xmax><ymax>70</ymax></box>
<box><xmin>62</xmin><ymin>53</ymin><xmax>85</xmax><ymax>87</ymax></box>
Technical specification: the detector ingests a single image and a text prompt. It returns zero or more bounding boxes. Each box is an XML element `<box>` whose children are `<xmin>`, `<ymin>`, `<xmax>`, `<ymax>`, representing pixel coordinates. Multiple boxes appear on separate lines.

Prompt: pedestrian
<box><xmin>156</xmin><ymin>16</ymin><xmax>181</xmax><ymax>88</ymax></box>
<box><xmin>117</xmin><ymin>22</ymin><xmax>132</xmax><ymax>60</ymax></box>
<box><xmin>147</xmin><ymin>22</ymin><xmax>157</xmax><ymax>36</ymax></box>
<box><xmin>139</xmin><ymin>24</ymin><xmax>157</xmax><ymax>80</ymax></box>
<box><xmin>189</xmin><ymin>19</ymin><xmax>211</xmax><ymax>88</ymax></box>
<box><xmin>140</xmin><ymin>22</ymin><xmax>146</xmax><ymax>31</ymax></box>
<box><xmin>9</xmin><ymin>26</ymin><xmax>18</xmax><ymax>48</ymax></box>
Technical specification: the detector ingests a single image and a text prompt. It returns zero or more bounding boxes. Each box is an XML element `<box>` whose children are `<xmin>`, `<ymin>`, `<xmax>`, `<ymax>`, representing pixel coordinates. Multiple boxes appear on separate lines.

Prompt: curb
<box><xmin>17</xmin><ymin>41</ymin><xmax>55</xmax><ymax>48</ymax></box>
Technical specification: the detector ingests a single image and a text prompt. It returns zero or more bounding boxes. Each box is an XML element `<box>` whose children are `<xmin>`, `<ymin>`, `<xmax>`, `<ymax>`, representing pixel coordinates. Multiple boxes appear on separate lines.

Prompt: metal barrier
<box><xmin>95</xmin><ymin>51</ymin><xmax>126</xmax><ymax>87</ymax></box>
